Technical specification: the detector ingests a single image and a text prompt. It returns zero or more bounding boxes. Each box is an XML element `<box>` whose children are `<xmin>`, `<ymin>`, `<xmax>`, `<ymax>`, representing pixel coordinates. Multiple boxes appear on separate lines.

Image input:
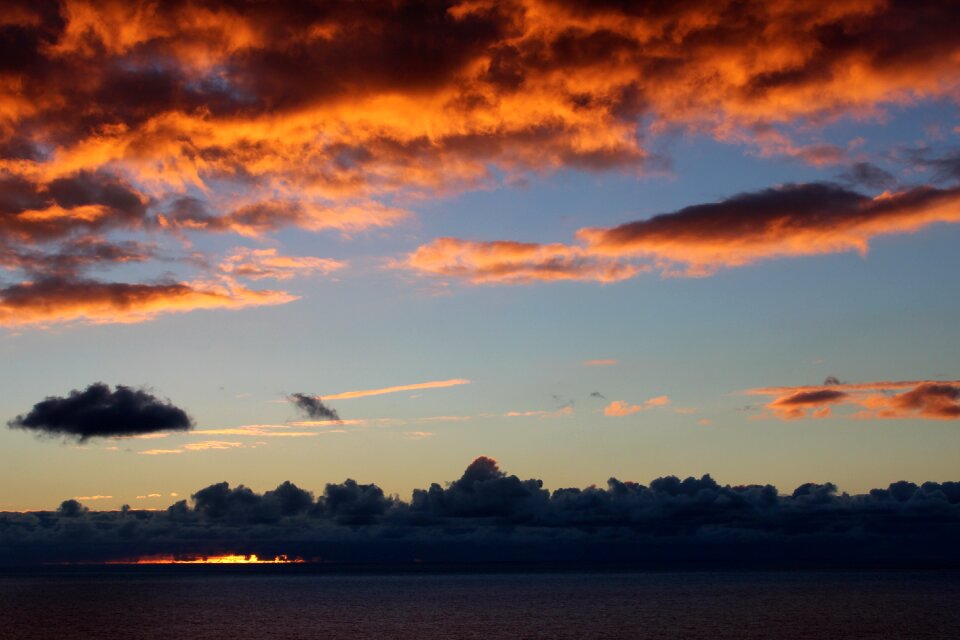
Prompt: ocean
<box><xmin>1</xmin><ymin>568</ymin><xmax>958</xmax><ymax>639</ymax></box>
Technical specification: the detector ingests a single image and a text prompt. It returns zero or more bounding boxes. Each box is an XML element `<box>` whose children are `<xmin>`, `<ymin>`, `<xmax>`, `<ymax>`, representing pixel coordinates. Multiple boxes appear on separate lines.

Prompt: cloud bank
<box><xmin>2</xmin><ymin>457</ymin><xmax>959</xmax><ymax>566</ymax></box>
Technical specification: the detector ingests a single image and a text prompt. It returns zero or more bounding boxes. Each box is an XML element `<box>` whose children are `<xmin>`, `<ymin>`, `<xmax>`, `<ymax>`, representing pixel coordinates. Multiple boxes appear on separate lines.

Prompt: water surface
<box><xmin>2</xmin><ymin>569</ymin><xmax>958</xmax><ymax>639</ymax></box>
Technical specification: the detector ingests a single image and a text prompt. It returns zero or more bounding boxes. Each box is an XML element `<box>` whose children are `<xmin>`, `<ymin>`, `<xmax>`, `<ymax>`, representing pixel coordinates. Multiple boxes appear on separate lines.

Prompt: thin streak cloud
<box><xmin>321</xmin><ymin>379</ymin><xmax>472</xmax><ymax>401</ymax></box>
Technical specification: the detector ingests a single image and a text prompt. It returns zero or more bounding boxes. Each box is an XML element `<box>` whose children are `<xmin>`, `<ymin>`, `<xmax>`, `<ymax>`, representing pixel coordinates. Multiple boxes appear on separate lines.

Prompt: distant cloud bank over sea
<box><xmin>2</xmin><ymin>457</ymin><xmax>959</xmax><ymax>567</ymax></box>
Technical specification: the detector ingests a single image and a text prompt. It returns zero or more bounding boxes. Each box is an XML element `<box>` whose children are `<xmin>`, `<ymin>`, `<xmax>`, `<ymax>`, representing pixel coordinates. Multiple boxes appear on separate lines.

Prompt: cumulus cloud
<box><xmin>7</xmin><ymin>383</ymin><xmax>193</xmax><ymax>441</ymax></box>
<box><xmin>1</xmin><ymin>0</ymin><xmax>959</xmax><ymax>324</ymax></box>
<box><xmin>748</xmin><ymin>380</ymin><xmax>960</xmax><ymax>420</ymax></box>
<box><xmin>2</xmin><ymin>457</ymin><xmax>960</xmax><ymax>566</ymax></box>
<box><xmin>399</xmin><ymin>183</ymin><xmax>960</xmax><ymax>284</ymax></box>
<box><xmin>288</xmin><ymin>394</ymin><xmax>340</xmax><ymax>421</ymax></box>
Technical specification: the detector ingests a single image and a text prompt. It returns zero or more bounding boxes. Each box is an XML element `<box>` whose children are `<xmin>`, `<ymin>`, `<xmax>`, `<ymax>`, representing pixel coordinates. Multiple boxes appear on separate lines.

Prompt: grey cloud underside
<box><xmin>2</xmin><ymin>457</ymin><xmax>959</xmax><ymax>566</ymax></box>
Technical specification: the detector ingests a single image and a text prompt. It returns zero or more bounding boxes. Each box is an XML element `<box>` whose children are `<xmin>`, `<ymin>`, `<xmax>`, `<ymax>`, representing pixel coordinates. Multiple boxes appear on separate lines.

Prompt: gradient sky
<box><xmin>1</xmin><ymin>0</ymin><xmax>959</xmax><ymax>511</ymax></box>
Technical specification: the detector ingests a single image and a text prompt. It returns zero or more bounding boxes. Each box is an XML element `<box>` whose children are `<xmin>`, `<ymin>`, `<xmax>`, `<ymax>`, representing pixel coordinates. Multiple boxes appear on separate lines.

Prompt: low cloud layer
<box><xmin>7</xmin><ymin>383</ymin><xmax>193</xmax><ymax>441</ymax></box>
<box><xmin>748</xmin><ymin>379</ymin><xmax>960</xmax><ymax>420</ymax></box>
<box><xmin>2</xmin><ymin>457</ymin><xmax>959</xmax><ymax>566</ymax></box>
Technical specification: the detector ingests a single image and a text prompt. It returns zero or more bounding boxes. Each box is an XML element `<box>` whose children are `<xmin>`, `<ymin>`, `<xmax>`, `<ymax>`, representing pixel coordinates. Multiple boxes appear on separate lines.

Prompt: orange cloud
<box><xmin>748</xmin><ymin>380</ymin><xmax>960</xmax><ymax>421</ymax></box>
<box><xmin>503</xmin><ymin>406</ymin><xmax>574</xmax><ymax>418</ymax></box>
<box><xmin>192</xmin><ymin>425</ymin><xmax>319</xmax><ymax>438</ymax></box>
<box><xmin>4</xmin><ymin>0</ymin><xmax>960</xmax><ymax>326</ymax></box>
<box><xmin>398</xmin><ymin>237</ymin><xmax>642</xmax><ymax>284</ymax></box>
<box><xmin>320</xmin><ymin>378</ymin><xmax>472</xmax><ymax>401</ymax></box>
<box><xmin>182</xmin><ymin>441</ymin><xmax>245</xmax><ymax>451</ymax></box>
<box><xmin>399</xmin><ymin>183</ymin><xmax>960</xmax><ymax>284</ymax></box>
<box><xmin>603</xmin><ymin>396</ymin><xmax>670</xmax><ymax>417</ymax></box>
<box><xmin>219</xmin><ymin>248</ymin><xmax>346</xmax><ymax>281</ymax></box>
<box><xmin>0</xmin><ymin>277</ymin><xmax>296</xmax><ymax>328</ymax></box>
<box><xmin>582</xmin><ymin>359</ymin><xmax>617</xmax><ymax>366</ymax></box>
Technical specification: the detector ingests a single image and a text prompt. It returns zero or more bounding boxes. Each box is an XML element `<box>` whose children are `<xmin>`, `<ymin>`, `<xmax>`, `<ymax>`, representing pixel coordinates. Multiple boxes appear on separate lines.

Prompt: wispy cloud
<box><xmin>582</xmin><ymin>359</ymin><xmax>618</xmax><ymax>366</ymax></box>
<box><xmin>604</xmin><ymin>396</ymin><xmax>670</xmax><ymax>417</ymax></box>
<box><xmin>397</xmin><ymin>184</ymin><xmax>960</xmax><ymax>285</ymax></box>
<box><xmin>321</xmin><ymin>378</ymin><xmax>471</xmax><ymax>401</ymax></box>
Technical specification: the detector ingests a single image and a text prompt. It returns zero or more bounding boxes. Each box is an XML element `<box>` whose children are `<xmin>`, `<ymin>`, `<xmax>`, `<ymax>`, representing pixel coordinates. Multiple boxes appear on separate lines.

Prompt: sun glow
<box><xmin>114</xmin><ymin>554</ymin><xmax>304</xmax><ymax>564</ymax></box>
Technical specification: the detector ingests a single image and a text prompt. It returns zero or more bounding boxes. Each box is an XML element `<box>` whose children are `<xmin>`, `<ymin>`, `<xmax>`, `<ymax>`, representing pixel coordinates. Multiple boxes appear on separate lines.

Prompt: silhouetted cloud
<box><xmin>7</xmin><ymin>383</ymin><xmax>193</xmax><ymax>441</ymax></box>
<box><xmin>2</xmin><ymin>456</ymin><xmax>959</xmax><ymax>566</ymax></box>
<box><xmin>289</xmin><ymin>394</ymin><xmax>340</xmax><ymax>421</ymax></box>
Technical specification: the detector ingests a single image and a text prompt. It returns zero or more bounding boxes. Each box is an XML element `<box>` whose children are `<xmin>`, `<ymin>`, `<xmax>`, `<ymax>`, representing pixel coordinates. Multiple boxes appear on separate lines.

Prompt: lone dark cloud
<box><xmin>7</xmin><ymin>383</ymin><xmax>193</xmax><ymax>441</ymax></box>
<box><xmin>289</xmin><ymin>393</ymin><xmax>340</xmax><ymax>421</ymax></box>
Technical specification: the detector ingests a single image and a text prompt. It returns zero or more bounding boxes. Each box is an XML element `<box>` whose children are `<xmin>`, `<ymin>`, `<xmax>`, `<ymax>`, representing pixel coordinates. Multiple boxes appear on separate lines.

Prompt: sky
<box><xmin>1</xmin><ymin>0</ymin><xmax>959</xmax><ymax>513</ymax></box>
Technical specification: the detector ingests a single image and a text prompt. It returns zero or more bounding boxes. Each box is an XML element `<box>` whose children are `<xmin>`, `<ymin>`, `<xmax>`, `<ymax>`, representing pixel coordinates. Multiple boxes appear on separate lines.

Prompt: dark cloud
<box><xmin>289</xmin><ymin>394</ymin><xmax>340</xmax><ymax>421</ymax></box>
<box><xmin>590</xmin><ymin>391</ymin><xmax>606</xmax><ymax>399</ymax></box>
<box><xmin>839</xmin><ymin>162</ymin><xmax>896</xmax><ymax>190</ymax></box>
<box><xmin>3</xmin><ymin>1</ymin><xmax>960</xmax><ymax>323</ymax></box>
<box><xmin>403</xmin><ymin>182</ymin><xmax>960</xmax><ymax>283</ymax></box>
<box><xmin>7</xmin><ymin>383</ymin><xmax>193</xmax><ymax>441</ymax></box>
<box><xmin>774</xmin><ymin>389</ymin><xmax>849</xmax><ymax>406</ymax></box>
<box><xmin>909</xmin><ymin>148</ymin><xmax>960</xmax><ymax>183</ymax></box>
<box><xmin>0</xmin><ymin>276</ymin><xmax>293</xmax><ymax>327</ymax></box>
<box><xmin>0</xmin><ymin>171</ymin><xmax>149</xmax><ymax>244</ymax></box>
<box><xmin>2</xmin><ymin>457</ymin><xmax>960</xmax><ymax>567</ymax></box>
<box><xmin>0</xmin><ymin>239</ymin><xmax>155</xmax><ymax>277</ymax></box>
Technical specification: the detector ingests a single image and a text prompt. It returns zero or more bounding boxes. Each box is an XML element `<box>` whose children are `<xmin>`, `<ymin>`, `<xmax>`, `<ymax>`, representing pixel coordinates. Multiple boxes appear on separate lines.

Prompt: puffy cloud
<box><xmin>748</xmin><ymin>379</ymin><xmax>960</xmax><ymax>420</ymax></box>
<box><xmin>410</xmin><ymin>456</ymin><xmax>548</xmax><ymax>519</ymax></box>
<box><xmin>399</xmin><ymin>183</ymin><xmax>960</xmax><ymax>284</ymax></box>
<box><xmin>3</xmin><ymin>457</ymin><xmax>960</xmax><ymax>566</ymax></box>
<box><xmin>288</xmin><ymin>394</ymin><xmax>340</xmax><ymax>421</ymax></box>
<box><xmin>7</xmin><ymin>382</ymin><xmax>193</xmax><ymax>441</ymax></box>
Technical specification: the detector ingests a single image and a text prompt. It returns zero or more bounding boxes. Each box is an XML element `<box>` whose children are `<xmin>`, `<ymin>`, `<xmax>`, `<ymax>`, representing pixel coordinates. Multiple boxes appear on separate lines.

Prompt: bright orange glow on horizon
<box><xmin>112</xmin><ymin>554</ymin><xmax>305</xmax><ymax>565</ymax></box>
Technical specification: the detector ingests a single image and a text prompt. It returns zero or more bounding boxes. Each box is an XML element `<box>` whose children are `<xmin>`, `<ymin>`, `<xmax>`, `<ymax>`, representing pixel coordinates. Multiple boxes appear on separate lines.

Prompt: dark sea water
<box><xmin>1</xmin><ymin>568</ymin><xmax>958</xmax><ymax>639</ymax></box>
